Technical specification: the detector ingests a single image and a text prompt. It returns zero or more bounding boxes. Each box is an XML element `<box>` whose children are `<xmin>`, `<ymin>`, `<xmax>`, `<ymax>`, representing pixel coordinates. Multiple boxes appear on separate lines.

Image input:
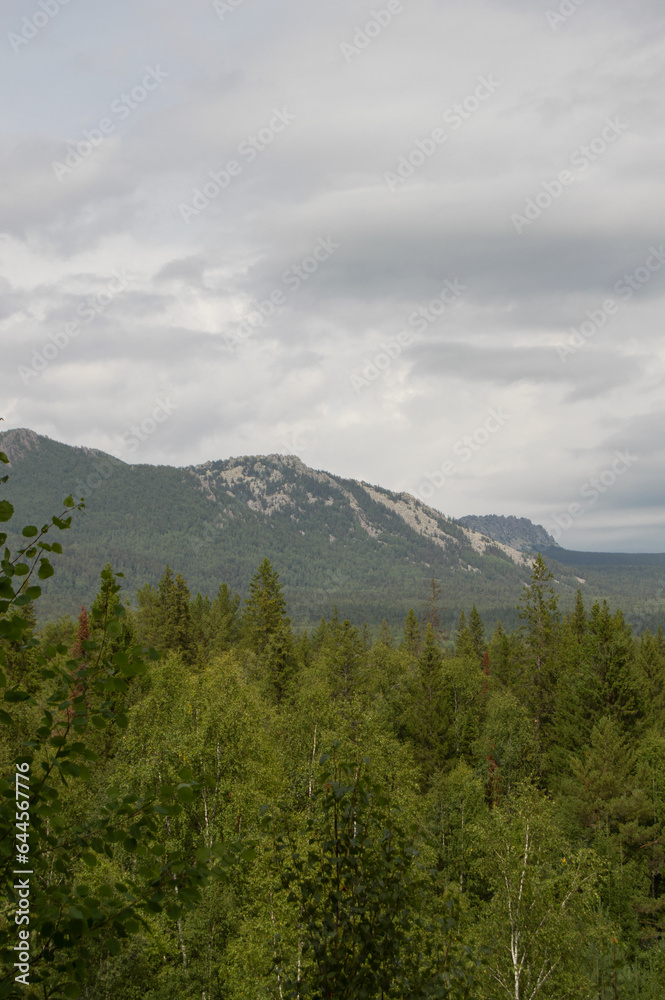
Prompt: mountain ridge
<box><xmin>1</xmin><ymin>427</ymin><xmax>663</xmax><ymax>632</ymax></box>
<box><xmin>457</xmin><ymin>513</ymin><xmax>560</xmax><ymax>553</ymax></box>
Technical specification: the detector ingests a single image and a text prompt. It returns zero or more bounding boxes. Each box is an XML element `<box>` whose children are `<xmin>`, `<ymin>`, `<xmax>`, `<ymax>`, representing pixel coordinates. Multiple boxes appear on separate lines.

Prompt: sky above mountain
<box><xmin>2</xmin><ymin>0</ymin><xmax>664</xmax><ymax>552</ymax></box>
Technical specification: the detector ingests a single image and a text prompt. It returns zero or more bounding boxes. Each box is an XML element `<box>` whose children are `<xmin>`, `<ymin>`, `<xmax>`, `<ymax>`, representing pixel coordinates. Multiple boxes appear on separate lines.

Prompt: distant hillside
<box><xmin>1</xmin><ymin>428</ymin><xmax>663</xmax><ymax>633</ymax></box>
<box><xmin>458</xmin><ymin>514</ymin><xmax>560</xmax><ymax>552</ymax></box>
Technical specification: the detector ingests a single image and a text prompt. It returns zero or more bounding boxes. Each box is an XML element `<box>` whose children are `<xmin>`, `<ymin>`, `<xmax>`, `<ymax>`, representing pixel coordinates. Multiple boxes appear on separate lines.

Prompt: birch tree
<box><xmin>473</xmin><ymin>783</ymin><xmax>600</xmax><ymax>1000</ymax></box>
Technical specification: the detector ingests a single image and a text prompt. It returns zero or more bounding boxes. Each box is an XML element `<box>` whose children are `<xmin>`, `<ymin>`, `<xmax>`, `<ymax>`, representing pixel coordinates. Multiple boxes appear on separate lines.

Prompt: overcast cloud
<box><xmin>1</xmin><ymin>0</ymin><xmax>664</xmax><ymax>551</ymax></box>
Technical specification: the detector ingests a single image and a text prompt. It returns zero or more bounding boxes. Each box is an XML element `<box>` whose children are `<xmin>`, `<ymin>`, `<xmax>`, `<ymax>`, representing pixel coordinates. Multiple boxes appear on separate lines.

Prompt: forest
<box><xmin>1</xmin><ymin>460</ymin><xmax>665</xmax><ymax>999</ymax></box>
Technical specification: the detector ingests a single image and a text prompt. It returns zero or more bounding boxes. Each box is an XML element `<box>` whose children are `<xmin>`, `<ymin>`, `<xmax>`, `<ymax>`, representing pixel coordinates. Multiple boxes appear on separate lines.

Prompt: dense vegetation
<box><xmin>2</xmin><ymin>440</ymin><xmax>665</xmax><ymax>998</ymax></box>
<box><xmin>2</xmin><ymin>429</ymin><xmax>664</xmax><ymax>636</ymax></box>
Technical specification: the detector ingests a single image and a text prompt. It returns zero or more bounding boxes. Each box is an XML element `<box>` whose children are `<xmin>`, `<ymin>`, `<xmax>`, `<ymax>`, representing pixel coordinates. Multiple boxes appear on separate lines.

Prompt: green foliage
<box><xmin>518</xmin><ymin>554</ymin><xmax>561</xmax><ymax>728</ymax></box>
<box><xmin>269</xmin><ymin>746</ymin><xmax>477</xmax><ymax>999</ymax></box>
<box><xmin>472</xmin><ymin>782</ymin><xmax>602</xmax><ymax>999</ymax></box>
<box><xmin>0</xmin><ymin>478</ymin><xmax>246</xmax><ymax>998</ymax></box>
<box><xmin>3</xmin><ymin>435</ymin><xmax>665</xmax><ymax>1000</ymax></box>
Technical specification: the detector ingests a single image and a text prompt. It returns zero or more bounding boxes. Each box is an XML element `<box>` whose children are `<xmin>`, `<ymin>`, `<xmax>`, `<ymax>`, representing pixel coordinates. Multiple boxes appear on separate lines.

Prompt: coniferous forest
<box><xmin>2</xmin><ymin>457</ymin><xmax>665</xmax><ymax>999</ymax></box>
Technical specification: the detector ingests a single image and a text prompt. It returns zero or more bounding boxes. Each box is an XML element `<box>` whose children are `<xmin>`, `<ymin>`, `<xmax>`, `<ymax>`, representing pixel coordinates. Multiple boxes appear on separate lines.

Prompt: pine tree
<box><xmin>402</xmin><ymin>608</ymin><xmax>422</xmax><ymax>656</ymax></box>
<box><xmin>173</xmin><ymin>573</ymin><xmax>196</xmax><ymax>664</ymax></box>
<box><xmin>211</xmin><ymin>582</ymin><xmax>241</xmax><ymax>650</ymax></box>
<box><xmin>90</xmin><ymin>563</ymin><xmax>135</xmax><ymax>654</ymax></box>
<box><xmin>378</xmin><ymin>618</ymin><xmax>393</xmax><ymax>648</ymax></box>
<box><xmin>518</xmin><ymin>554</ymin><xmax>561</xmax><ymax>727</ymax></box>
<box><xmin>489</xmin><ymin>619</ymin><xmax>516</xmax><ymax>687</ymax></box>
<box><xmin>586</xmin><ymin>601</ymin><xmax>642</xmax><ymax>728</ymax></box>
<box><xmin>405</xmin><ymin>624</ymin><xmax>449</xmax><ymax>780</ymax></box>
<box><xmin>421</xmin><ymin>577</ymin><xmax>444</xmax><ymax>641</ymax></box>
<box><xmin>468</xmin><ymin>604</ymin><xmax>485</xmax><ymax>660</ymax></box>
<box><xmin>264</xmin><ymin>620</ymin><xmax>298</xmax><ymax>703</ymax></box>
<box><xmin>243</xmin><ymin>558</ymin><xmax>290</xmax><ymax>654</ymax></box>
<box><xmin>572</xmin><ymin>586</ymin><xmax>587</xmax><ymax>640</ymax></box>
<box><xmin>320</xmin><ymin>614</ymin><xmax>365</xmax><ymax>702</ymax></box>
<box><xmin>153</xmin><ymin>565</ymin><xmax>196</xmax><ymax>664</ymax></box>
<box><xmin>455</xmin><ymin>610</ymin><xmax>476</xmax><ymax>659</ymax></box>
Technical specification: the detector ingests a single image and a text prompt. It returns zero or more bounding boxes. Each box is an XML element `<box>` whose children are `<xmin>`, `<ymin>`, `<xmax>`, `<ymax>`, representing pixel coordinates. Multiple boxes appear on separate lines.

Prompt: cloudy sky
<box><xmin>2</xmin><ymin>0</ymin><xmax>664</xmax><ymax>552</ymax></box>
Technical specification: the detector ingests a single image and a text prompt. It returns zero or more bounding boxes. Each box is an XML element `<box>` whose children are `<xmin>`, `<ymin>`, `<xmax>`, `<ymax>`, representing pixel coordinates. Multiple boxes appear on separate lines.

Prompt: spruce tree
<box><xmin>572</xmin><ymin>586</ymin><xmax>587</xmax><ymax>640</ymax></box>
<box><xmin>154</xmin><ymin>565</ymin><xmax>196</xmax><ymax>664</ymax></box>
<box><xmin>402</xmin><ymin>608</ymin><xmax>421</xmax><ymax>656</ymax></box>
<box><xmin>421</xmin><ymin>577</ymin><xmax>444</xmax><ymax>641</ymax></box>
<box><xmin>405</xmin><ymin>623</ymin><xmax>449</xmax><ymax>780</ymax></box>
<box><xmin>455</xmin><ymin>610</ymin><xmax>476</xmax><ymax>659</ymax></box>
<box><xmin>518</xmin><ymin>554</ymin><xmax>561</xmax><ymax>728</ymax></box>
<box><xmin>468</xmin><ymin>604</ymin><xmax>485</xmax><ymax>660</ymax></box>
<box><xmin>378</xmin><ymin>618</ymin><xmax>393</xmax><ymax>648</ymax></box>
<box><xmin>243</xmin><ymin>558</ymin><xmax>289</xmax><ymax>654</ymax></box>
<box><xmin>211</xmin><ymin>582</ymin><xmax>241</xmax><ymax>650</ymax></box>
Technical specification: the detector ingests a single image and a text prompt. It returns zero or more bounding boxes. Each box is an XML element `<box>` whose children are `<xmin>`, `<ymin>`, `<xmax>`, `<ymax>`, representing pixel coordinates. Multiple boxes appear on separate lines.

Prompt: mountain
<box><xmin>1</xmin><ymin>428</ymin><xmax>663</xmax><ymax>633</ymax></box>
<box><xmin>457</xmin><ymin>514</ymin><xmax>560</xmax><ymax>552</ymax></box>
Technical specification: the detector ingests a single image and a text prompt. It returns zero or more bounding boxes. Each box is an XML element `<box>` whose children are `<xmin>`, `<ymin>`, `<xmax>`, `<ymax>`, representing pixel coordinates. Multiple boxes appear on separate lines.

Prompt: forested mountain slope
<box><xmin>1</xmin><ymin>427</ymin><xmax>663</xmax><ymax>631</ymax></box>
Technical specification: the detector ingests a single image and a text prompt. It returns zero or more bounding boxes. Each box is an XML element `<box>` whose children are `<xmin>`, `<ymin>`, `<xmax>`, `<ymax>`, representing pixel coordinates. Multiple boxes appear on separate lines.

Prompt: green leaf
<box><xmin>4</xmin><ymin>688</ymin><xmax>30</xmax><ymax>703</ymax></box>
<box><xmin>13</xmin><ymin>594</ymin><xmax>34</xmax><ymax>607</ymax></box>
<box><xmin>106</xmin><ymin>938</ymin><xmax>121</xmax><ymax>956</ymax></box>
<box><xmin>38</xmin><ymin>558</ymin><xmax>54</xmax><ymax>580</ymax></box>
<box><xmin>0</xmin><ymin>500</ymin><xmax>14</xmax><ymax>523</ymax></box>
<box><xmin>63</xmin><ymin>495</ymin><xmax>76</xmax><ymax>508</ymax></box>
<box><xmin>21</xmin><ymin>525</ymin><xmax>39</xmax><ymax>538</ymax></box>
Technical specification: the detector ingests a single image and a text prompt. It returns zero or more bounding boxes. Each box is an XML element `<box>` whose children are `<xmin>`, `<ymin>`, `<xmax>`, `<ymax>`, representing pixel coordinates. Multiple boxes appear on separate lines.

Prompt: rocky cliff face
<box><xmin>0</xmin><ymin>429</ymin><xmax>566</xmax><ymax>626</ymax></box>
<box><xmin>457</xmin><ymin>514</ymin><xmax>560</xmax><ymax>552</ymax></box>
<box><xmin>186</xmin><ymin>453</ymin><xmax>531</xmax><ymax>567</ymax></box>
<box><xmin>0</xmin><ymin>427</ymin><xmax>44</xmax><ymax>464</ymax></box>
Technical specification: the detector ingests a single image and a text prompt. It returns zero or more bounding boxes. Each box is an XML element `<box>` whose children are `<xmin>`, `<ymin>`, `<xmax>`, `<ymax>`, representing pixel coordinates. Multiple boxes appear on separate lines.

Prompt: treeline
<box><xmin>1</xmin><ymin>487</ymin><xmax>665</xmax><ymax>996</ymax></box>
